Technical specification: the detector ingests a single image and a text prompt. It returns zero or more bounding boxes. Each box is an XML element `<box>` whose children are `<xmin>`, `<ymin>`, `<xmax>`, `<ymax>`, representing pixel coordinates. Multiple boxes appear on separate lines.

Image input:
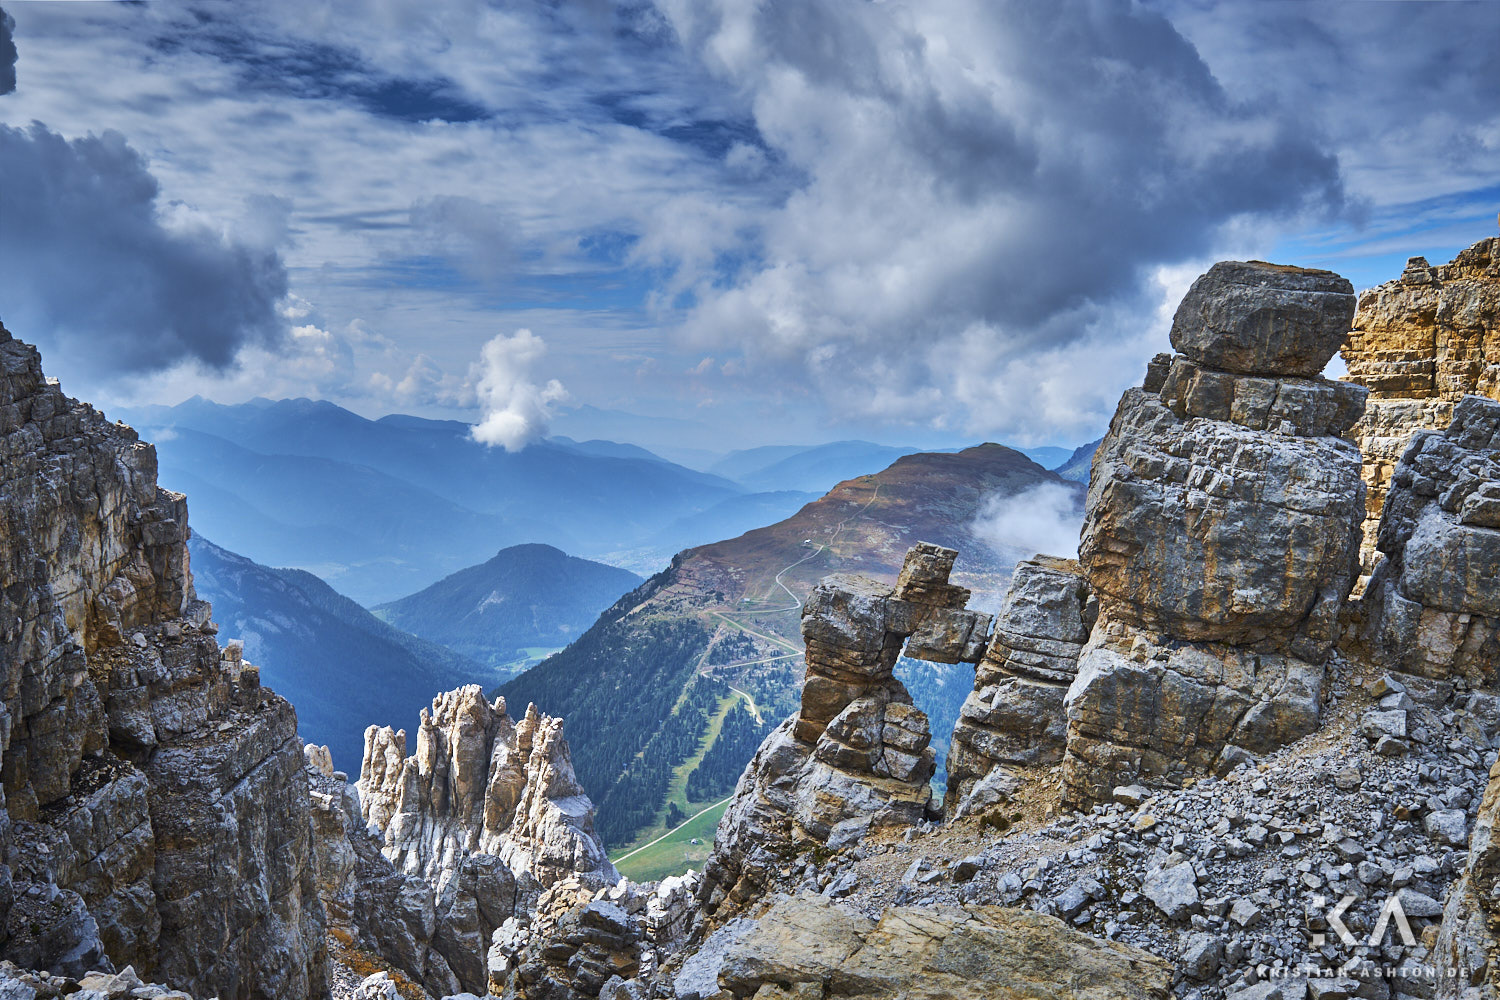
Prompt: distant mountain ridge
<box><xmin>118</xmin><ymin>396</ymin><xmax>743</xmax><ymax>603</ymax></box>
<box><xmin>373</xmin><ymin>543</ymin><xmax>642</xmax><ymax>680</ymax></box>
<box><xmin>188</xmin><ymin>535</ymin><xmax>484</xmax><ymax>771</ymax></box>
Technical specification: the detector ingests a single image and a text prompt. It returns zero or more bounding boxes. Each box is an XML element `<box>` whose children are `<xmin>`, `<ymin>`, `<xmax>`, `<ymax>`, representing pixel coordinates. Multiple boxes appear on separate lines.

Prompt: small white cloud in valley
<box><xmin>970</xmin><ymin>483</ymin><xmax>1084</xmax><ymax>563</ymax></box>
<box><xmin>469</xmin><ymin>329</ymin><xmax>567</xmax><ymax>452</ymax></box>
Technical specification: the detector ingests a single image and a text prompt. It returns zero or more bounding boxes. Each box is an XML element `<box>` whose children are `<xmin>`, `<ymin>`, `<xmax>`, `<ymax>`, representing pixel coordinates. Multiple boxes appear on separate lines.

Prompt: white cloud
<box><xmin>469</xmin><ymin>329</ymin><xmax>567</xmax><ymax>451</ymax></box>
<box><xmin>970</xmin><ymin>482</ymin><xmax>1083</xmax><ymax>563</ymax></box>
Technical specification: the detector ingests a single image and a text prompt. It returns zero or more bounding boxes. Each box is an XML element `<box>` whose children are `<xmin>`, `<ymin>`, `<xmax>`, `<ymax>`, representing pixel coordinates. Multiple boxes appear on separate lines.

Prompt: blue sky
<box><xmin>0</xmin><ymin>0</ymin><xmax>1496</xmax><ymax>454</ymax></box>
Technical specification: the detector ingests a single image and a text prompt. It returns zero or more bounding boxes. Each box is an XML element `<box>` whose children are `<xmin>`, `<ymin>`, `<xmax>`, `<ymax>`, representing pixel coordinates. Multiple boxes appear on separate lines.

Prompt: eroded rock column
<box><xmin>946</xmin><ymin>556</ymin><xmax>1091</xmax><ymax>814</ymax></box>
<box><xmin>1063</xmin><ymin>262</ymin><xmax>1366</xmax><ymax>806</ymax></box>
<box><xmin>700</xmin><ymin>543</ymin><xmax>991</xmax><ymax>915</ymax></box>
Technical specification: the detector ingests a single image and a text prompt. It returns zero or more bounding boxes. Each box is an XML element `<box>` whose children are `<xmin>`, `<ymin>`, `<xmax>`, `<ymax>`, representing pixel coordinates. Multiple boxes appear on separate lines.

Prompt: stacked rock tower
<box><xmin>1063</xmin><ymin>262</ymin><xmax>1368</xmax><ymax>805</ymax></box>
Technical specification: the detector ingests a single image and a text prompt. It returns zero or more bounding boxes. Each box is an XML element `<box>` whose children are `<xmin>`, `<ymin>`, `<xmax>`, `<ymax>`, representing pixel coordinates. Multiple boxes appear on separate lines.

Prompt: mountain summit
<box><xmin>374</xmin><ymin>543</ymin><xmax>642</xmax><ymax>679</ymax></box>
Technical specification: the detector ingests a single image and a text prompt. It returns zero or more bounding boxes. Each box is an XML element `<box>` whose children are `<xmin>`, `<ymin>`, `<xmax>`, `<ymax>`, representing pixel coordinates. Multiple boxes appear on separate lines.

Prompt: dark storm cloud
<box><xmin>659</xmin><ymin>0</ymin><xmax>1350</xmax><ymax>435</ymax></box>
<box><xmin>0</xmin><ymin>5</ymin><xmax>17</xmax><ymax>95</ymax></box>
<box><xmin>0</xmin><ymin>123</ymin><xmax>287</xmax><ymax>373</ymax></box>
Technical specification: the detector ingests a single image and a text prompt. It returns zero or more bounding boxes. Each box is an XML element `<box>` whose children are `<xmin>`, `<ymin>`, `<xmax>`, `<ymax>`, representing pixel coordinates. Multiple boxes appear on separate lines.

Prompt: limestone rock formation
<box><xmin>1064</xmin><ymin>263</ymin><xmax>1366</xmax><ymax>805</ymax></box>
<box><xmin>1342</xmin><ymin>238</ymin><xmax>1500</xmax><ymax>572</ymax></box>
<box><xmin>683</xmin><ymin>891</ymin><xmax>1171</xmax><ymax>1000</ymax></box>
<box><xmin>946</xmin><ymin>556</ymin><xmax>1091</xmax><ymax>811</ymax></box>
<box><xmin>1362</xmin><ymin>394</ymin><xmax>1500</xmax><ymax>684</ymax></box>
<box><xmin>358</xmin><ymin>685</ymin><xmax>616</xmax><ymax>899</ymax></box>
<box><xmin>700</xmin><ymin>544</ymin><xmax>991</xmax><ymax>916</ymax></box>
<box><xmin>0</xmin><ymin>324</ymin><xmax>327</xmax><ymax>998</ymax></box>
<box><xmin>1171</xmin><ymin>260</ymin><xmax>1357</xmax><ymax>378</ymax></box>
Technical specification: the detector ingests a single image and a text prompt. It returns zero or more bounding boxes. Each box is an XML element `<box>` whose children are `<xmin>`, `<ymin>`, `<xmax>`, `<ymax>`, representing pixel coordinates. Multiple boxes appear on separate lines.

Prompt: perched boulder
<box><xmin>1363</xmin><ymin>394</ymin><xmax>1500</xmax><ymax>683</ymax></box>
<box><xmin>1169</xmin><ymin>261</ymin><xmax>1355</xmax><ymax>377</ymax></box>
<box><xmin>1064</xmin><ymin>262</ymin><xmax>1365</xmax><ymax>805</ymax></box>
<box><xmin>947</xmin><ymin>557</ymin><xmax>1090</xmax><ymax>810</ymax></box>
<box><xmin>1341</xmin><ymin>238</ymin><xmax>1500</xmax><ymax>572</ymax></box>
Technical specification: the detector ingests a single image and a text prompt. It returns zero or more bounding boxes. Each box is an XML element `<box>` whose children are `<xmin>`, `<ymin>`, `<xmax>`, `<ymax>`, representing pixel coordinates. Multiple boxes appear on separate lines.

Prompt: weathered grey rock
<box><xmin>701</xmin><ymin>546</ymin><xmax>992</xmax><ymax>916</ymax></box>
<box><xmin>359</xmin><ymin>684</ymin><xmax>616</xmax><ymax>895</ymax></box>
<box><xmin>1140</xmin><ymin>858</ymin><xmax>1199</xmax><ymax>921</ymax></box>
<box><xmin>1431</xmin><ymin>755</ymin><xmax>1500</xmax><ymax>995</ymax></box>
<box><xmin>0</xmin><ymin>324</ymin><xmax>326</xmax><ymax>999</ymax></box>
<box><xmin>1079</xmin><ymin>387</ymin><xmax>1364</xmax><ymax>657</ymax></box>
<box><xmin>1170</xmin><ymin>260</ymin><xmax>1355</xmax><ymax>377</ymax></box>
<box><xmin>947</xmin><ymin>557</ymin><xmax>1089</xmax><ymax>808</ymax></box>
<box><xmin>710</xmin><ymin>892</ymin><xmax>1171</xmax><ymax>1000</ymax></box>
<box><xmin>1063</xmin><ymin>625</ymin><xmax>1323</xmax><ymax>805</ymax></box>
<box><xmin>1363</xmin><ymin>395</ymin><xmax>1500</xmax><ymax>684</ymax></box>
<box><xmin>306</xmin><ymin>756</ymin><xmax>517</xmax><ymax>997</ymax></box>
<box><xmin>1064</xmin><ymin>264</ymin><xmax>1365</xmax><ymax>804</ymax></box>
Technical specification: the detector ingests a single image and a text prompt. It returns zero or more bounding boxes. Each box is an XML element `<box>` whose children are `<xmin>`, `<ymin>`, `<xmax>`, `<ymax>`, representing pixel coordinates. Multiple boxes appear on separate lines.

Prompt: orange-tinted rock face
<box><xmin>1341</xmin><ymin>237</ymin><xmax>1500</xmax><ymax>574</ymax></box>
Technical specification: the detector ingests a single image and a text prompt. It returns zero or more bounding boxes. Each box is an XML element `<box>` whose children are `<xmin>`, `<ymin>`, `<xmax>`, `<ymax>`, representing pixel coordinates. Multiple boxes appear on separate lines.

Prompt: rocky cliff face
<box><xmin>1063</xmin><ymin>261</ymin><xmax>1366</xmax><ymax>805</ymax></box>
<box><xmin>1342</xmin><ymin>238</ymin><xmax>1500</xmax><ymax>574</ymax></box>
<box><xmin>357</xmin><ymin>684</ymin><xmax>616</xmax><ymax>914</ymax></box>
<box><xmin>0</xmin><ymin>324</ymin><xmax>326</xmax><ymax>997</ymax></box>
<box><xmin>1361</xmin><ymin>394</ymin><xmax>1500</xmax><ymax>685</ymax></box>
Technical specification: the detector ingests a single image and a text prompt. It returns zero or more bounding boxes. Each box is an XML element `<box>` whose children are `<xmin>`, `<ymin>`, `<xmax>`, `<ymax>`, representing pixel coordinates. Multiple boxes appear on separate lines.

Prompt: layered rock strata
<box><xmin>1362</xmin><ymin>394</ymin><xmax>1500</xmax><ymax>684</ymax></box>
<box><xmin>1064</xmin><ymin>262</ymin><xmax>1366</xmax><ymax>806</ymax></box>
<box><xmin>946</xmin><ymin>556</ymin><xmax>1091</xmax><ymax>812</ymax></box>
<box><xmin>358</xmin><ymin>684</ymin><xmax>616</xmax><ymax>901</ymax></box>
<box><xmin>1341</xmin><ymin>238</ymin><xmax>1500</xmax><ymax>572</ymax></box>
<box><xmin>0</xmin><ymin>324</ymin><xmax>326</xmax><ymax>997</ymax></box>
<box><xmin>699</xmin><ymin>543</ymin><xmax>992</xmax><ymax>916</ymax></box>
<box><xmin>677</xmin><ymin>892</ymin><xmax>1171</xmax><ymax>1000</ymax></box>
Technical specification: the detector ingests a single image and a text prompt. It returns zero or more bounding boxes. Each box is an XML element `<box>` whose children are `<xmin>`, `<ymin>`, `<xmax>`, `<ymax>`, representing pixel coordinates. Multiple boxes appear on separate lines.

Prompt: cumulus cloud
<box><xmin>0</xmin><ymin>123</ymin><xmax>288</xmax><ymax>374</ymax></box>
<box><xmin>970</xmin><ymin>482</ymin><xmax>1084</xmax><ymax>563</ymax></box>
<box><xmin>650</xmin><ymin>0</ymin><xmax>1347</xmax><ymax>440</ymax></box>
<box><xmin>469</xmin><ymin>329</ymin><xmax>567</xmax><ymax>451</ymax></box>
<box><xmin>0</xmin><ymin>5</ymin><xmax>16</xmax><ymax>95</ymax></box>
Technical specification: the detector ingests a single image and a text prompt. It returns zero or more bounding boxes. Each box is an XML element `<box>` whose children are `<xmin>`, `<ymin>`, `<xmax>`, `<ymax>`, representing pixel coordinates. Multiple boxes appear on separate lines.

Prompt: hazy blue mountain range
<box><xmin>373</xmin><ymin>543</ymin><xmax>642</xmax><ymax>680</ymax></box>
<box><xmin>188</xmin><ymin>535</ymin><xmax>484</xmax><ymax>771</ymax></box>
<box><xmin>119</xmin><ymin>397</ymin><xmax>746</xmax><ymax>602</ymax></box>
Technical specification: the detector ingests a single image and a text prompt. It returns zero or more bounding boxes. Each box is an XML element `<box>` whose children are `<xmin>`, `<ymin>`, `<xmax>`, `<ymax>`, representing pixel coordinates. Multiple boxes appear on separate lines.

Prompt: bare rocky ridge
<box><xmin>1342</xmin><ymin>238</ymin><xmax>1500</xmax><ymax>575</ymax></box>
<box><xmin>0</xmin><ymin>323</ymin><xmax>326</xmax><ymax>997</ymax></box>
<box><xmin>12</xmin><ymin>236</ymin><xmax>1500</xmax><ymax>1000</ymax></box>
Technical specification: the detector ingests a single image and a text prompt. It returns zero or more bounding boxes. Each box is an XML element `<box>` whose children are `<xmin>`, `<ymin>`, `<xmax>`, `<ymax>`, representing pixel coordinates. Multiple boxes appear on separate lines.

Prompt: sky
<box><xmin>0</xmin><ymin>0</ymin><xmax>1496</xmax><ymax>455</ymax></box>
